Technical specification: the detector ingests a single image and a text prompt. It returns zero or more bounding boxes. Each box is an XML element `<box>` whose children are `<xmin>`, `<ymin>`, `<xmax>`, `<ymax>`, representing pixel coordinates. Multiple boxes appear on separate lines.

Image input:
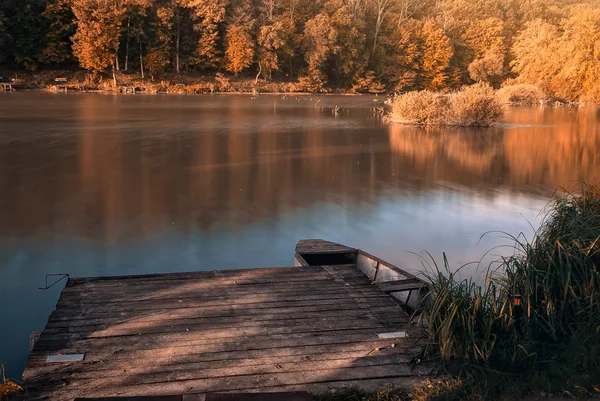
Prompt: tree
<box><xmin>0</xmin><ymin>12</ymin><xmax>10</xmax><ymax>64</ymax></box>
<box><xmin>257</xmin><ymin>19</ymin><xmax>290</xmax><ymax>79</ymax></box>
<box><xmin>369</xmin><ymin>0</ymin><xmax>392</xmax><ymax>56</ymax></box>
<box><xmin>327</xmin><ymin>0</ymin><xmax>368</xmax><ymax>86</ymax></box>
<box><xmin>3</xmin><ymin>0</ymin><xmax>46</xmax><ymax>69</ymax></box>
<box><xmin>468</xmin><ymin>47</ymin><xmax>504</xmax><ymax>84</ymax></box>
<box><xmin>37</xmin><ymin>0</ymin><xmax>75</xmax><ymax>65</ymax></box>
<box><xmin>420</xmin><ymin>19</ymin><xmax>453</xmax><ymax>90</ymax></box>
<box><xmin>185</xmin><ymin>0</ymin><xmax>228</xmax><ymax>68</ymax></box>
<box><xmin>224</xmin><ymin>0</ymin><xmax>254</xmax><ymax>75</ymax></box>
<box><xmin>72</xmin><ymin>0</ymin><xmax>126</xmax><ymax>85</ymax></box>
<box><xmin>510</xmin><ymin>19</ymin><xmax>562</xmax><ymax>95</ymax></box>
<box><xmin>300</xmin><ymin>12</ymin><xmax>338</xmax><ymax>90</ymax></box>
<box><xmin>302</xmin><ymin>13</ymin><xmax>338</xmax><ymax>73</ymax></box>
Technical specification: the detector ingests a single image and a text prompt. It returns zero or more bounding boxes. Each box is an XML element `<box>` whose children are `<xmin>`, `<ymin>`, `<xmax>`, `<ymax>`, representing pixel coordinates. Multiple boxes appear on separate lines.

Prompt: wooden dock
<box><xmin>22</xmin><ymin>240</ymin><xmax>431</xmax><ymax>400</ymax></box>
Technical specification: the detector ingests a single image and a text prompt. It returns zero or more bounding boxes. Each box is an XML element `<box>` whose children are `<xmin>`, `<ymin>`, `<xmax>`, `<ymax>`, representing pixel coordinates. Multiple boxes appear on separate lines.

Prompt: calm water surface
<box><xmin>1</xmin><ymin>92</ymin><xmax>599</xmax><ymax>377</ymax></box>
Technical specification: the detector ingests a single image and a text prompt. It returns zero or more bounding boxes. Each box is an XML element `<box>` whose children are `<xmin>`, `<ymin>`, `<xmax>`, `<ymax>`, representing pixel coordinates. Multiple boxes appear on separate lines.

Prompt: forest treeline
<box><xmin>0</xmin><ymin>0</ymin><xmax>599</xmax><ymax>99</ymax></box>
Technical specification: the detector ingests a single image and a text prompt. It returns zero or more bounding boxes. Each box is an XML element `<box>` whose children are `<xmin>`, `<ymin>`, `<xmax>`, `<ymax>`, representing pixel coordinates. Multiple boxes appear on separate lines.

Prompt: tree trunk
<box><xmin>115</xmin><ymin>54</ymin><xmax>120</xmax><ymax>71</ymax></box>
<box><xmin>372</xmin><ymin>17</ymin><xmax>381</xmax><ymax>56</ymax></box>
<box><xmin>139</xmin><ymin>41</ymin><xmax>144</xmax><ymax>79</ymax></box>
<box><xmin>112</xmin><ymin>62</ymin><xmax>117</xmax><ymax>87</ymax></box>
<box><xmin>255</xmin><ymin>62</ymin><xmax>262</xmax><ymax>85</ymax></box>
<box><xmin>125</xmin><ymin>18</ymin><xmax>130</xmax><ymax>71</ymax></box>
<box><xmin>176</xmin><ymin>21</ymin><xmax>180</xmax><ymax>74</ymax></box>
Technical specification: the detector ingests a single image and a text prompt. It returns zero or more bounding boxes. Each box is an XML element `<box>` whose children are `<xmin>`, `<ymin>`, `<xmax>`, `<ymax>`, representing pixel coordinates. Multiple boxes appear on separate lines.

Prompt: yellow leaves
<box><xmin>0</xmin><ymin>365</ymin><xmax>22</xmax><ymax>398</ymax></box>
<box><xmin>225</xmin><ymin>24</ymin><xmax>255</xmax><ymax>74</ymax></box>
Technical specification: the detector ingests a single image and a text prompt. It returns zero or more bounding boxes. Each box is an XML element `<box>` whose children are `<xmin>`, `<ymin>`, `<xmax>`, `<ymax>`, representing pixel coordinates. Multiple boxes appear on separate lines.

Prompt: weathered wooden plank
<box><xmin>51</xmin><ymin>291</ymin><xmax>391</xmax><ymax>315</ymax></box>
<box><xmin>24</xmin><ymin>346</ymin><xmax>414</xmax><ymax>377</ymax></box>
<box><xmin>55</xmin><ymin>287</ymin><xmax>383</xmax><ymax>309</ymax></box>
<box><xmin>24</xmin><ymin>339</ymin><xmax>419</xmax><ymax>373</ymax></box>
<box><xmin>56</xmin><ymin>279</ymin><xmax>374</xmax><ymax>303</ymax></box>
<box><xmin>45</xmin><ymin>303</ymin><xmax>404</xmax><ymax>330</ymax></box>
<box><xmin>35</xmin><ymin>320</ymin><xmax>407</xmax><ymax>351</ymax></box>
<box><xmin>39</xmin><ymin>312</ymin><xmax>403</xmax><ymax>340</ymax></box>
<box><xmin>47</xmin><ymin>299</ymin><xmax>402</xmax><ymax>323</ymax></box>
<box><xmin>52</xmin><ymin>290</ymin><xmax>398</xmax><ymax>314</ymax></box>
<box><xmin>46</xmin><ymin>298</ymin><xmax>408</xmax><ymax>328</ymax></box>
<box><xmin>295</xmin><ymin>239</ymin><xmax>356</xmax><ymax>255</ymax></box>
<box><xmin>29</xmin><ymin>328</ymin><xmax>413</xmax><ymax>360</ymax></box>
<box><xmin>65</xmin><ymin>272</ymin><xmax>368</xmax><ymax>294</ymax></box>
<box><xmin>62</xmin><ymin>271</ymin><xmax>370</xmax><ymax>292</ymax></box>
<box><xmin>43</xmin><ymin>310</ymin><xmax>407</xmax><ymax>337</ymax></box>
<box><xmin>27</xmin><ymin>353</ymin><xmax>416</xmax><ymax>386</ymax></box>
<box><xmin>28</xmin><ymin>362</ymin><xmax>432</xmax><ymax>400</ymax></box>
<box><xmin>68</xmin><ymin>266</ymin><xmax>359</xmax><ymax>287</ymax></box>
<box><xmin>377</xmin><ymin>279</ymin><xmax>427</xmax><ymax>293</ymax></box>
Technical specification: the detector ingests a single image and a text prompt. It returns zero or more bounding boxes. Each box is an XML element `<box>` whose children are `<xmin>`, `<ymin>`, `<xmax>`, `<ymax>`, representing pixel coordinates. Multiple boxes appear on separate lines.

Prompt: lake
<box><xmin>0</xmin><ymin>92</ymin><xmax>599</xmax><ymax>378</ymax></box>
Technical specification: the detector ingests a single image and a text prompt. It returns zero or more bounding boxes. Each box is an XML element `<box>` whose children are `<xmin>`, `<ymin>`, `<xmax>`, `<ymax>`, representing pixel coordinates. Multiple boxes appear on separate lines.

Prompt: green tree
<box><xmin>0</xmin><ymin>11</ymin><xmax>11</xmax><ymax>64</ymax></box>
<box><xmin>3</xmin><ymin>0</ymin><xmax>46</xmax><ymax>69</ymax></box>
<box><xmin>185</xmin><ymin>0</ymin><xmax>228</xmax><ymax>69</ymax></box>
<box><xmin>37</xmin><ymin>0</ymin><xmax>75</xmax><ymax>64</ymax></box>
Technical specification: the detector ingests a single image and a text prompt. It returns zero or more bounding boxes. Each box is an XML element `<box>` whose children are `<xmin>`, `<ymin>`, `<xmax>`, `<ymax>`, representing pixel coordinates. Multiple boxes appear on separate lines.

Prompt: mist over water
<box><xmin>1</xmin><ymin>92</ymin><xmax>599</xmax><ymax>377</ymax></box>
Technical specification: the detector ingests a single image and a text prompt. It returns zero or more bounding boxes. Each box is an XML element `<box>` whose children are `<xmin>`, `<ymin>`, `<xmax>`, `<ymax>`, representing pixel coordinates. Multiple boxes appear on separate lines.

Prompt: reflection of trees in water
<box><xmin>388</xmin><ymin>125</ymin><xmax>506</xmax><ymax>186</ymax></box>
<box><xmin>388</xmin><ymin>107</ymin><xmax>600</xmax><ymax>190</ymax></box>
<box><xmin>1</xmin><ymin>99</ymin><xmax>599</xmax><ymax>242</ymax></box>
<box><xmin>0</xmin><ymin>96</ymin><xmax>388</xmax><ymax>240</ymax></box>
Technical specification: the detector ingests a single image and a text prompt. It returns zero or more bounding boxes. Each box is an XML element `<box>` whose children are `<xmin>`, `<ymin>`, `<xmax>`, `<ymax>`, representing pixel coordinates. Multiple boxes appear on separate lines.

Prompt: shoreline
<box><xmin>0</xmin><ymin>70</ymin><xmax>388</xmax><ymax>96</ymax></box>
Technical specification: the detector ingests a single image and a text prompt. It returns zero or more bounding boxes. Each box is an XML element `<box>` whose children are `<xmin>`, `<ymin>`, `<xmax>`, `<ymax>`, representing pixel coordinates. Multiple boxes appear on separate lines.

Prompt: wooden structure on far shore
<box><xmin>54</xmin><ymin>78</ymin><xmax>70</xmax><ymax>93</ymax></box>
<box><xmin>22</xmin><ymin>240</ymin><xmax>432</xmax><ymax>401</ymax></box>
<box><xmin>1</xmin><ymin>82</ymin><xmax>14</xmax><ymax>91</ymax></box>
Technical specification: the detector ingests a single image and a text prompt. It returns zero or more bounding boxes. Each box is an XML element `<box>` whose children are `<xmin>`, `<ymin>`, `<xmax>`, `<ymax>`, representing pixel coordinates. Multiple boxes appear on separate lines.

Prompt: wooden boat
<box><xmin>294</xmin><ymin>239</ymin><xmax>430</xmax><ymax>313</ymax></box>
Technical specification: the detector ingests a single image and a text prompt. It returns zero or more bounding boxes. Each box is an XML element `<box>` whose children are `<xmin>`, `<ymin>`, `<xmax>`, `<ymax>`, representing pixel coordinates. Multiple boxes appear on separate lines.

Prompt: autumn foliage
<box><xmin>389</xmin><ymin>84</ymin><xmax>504</xmax><ymax>127</ymax></box>
<box><xmin>0</xmin><ymin>0</ymin><xmax>599</xmax><ymax>98</ymax></box>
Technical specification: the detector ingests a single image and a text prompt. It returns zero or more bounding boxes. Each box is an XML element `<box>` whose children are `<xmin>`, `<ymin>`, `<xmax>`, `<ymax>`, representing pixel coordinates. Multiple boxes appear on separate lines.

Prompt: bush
<box><xmin>445</xmin><ymin>83</ymin><xmax>504</xmax><ymax>126</ymax></box>
<box><xmin>496</xmin><ymin>84</ymin><xmax>546</xmax><ymax>105</ymax></box>
<box><xmin>389</xmin><ymin>84</ymin><xmax>503</xmax><ymax>127</ymax></box>
<box><xmin>292</xmin><ymin>71</ymin><xmax>329</xmax><ymax>93</ymax></box>
<box><xmin>389</xmin><ymin>90</ymin><xmax>448</xmax><ymax>125</ymax></box>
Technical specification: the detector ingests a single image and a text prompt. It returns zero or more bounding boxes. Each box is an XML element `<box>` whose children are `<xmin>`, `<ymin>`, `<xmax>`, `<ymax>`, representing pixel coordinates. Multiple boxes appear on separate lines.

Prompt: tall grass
<box><xmin>420</xmin><ymin>183</ymin><xmax>600</xmax><ymax>392</ymax></box>
<box><xmin>389</xmin><ymin>84</ymin><xmax>503</xmax><ymax>127</ymax></box>
<box><xmin>0</xmin><ymin>365</ymin><xmax>22</xmax><ymax>400</ymax></box>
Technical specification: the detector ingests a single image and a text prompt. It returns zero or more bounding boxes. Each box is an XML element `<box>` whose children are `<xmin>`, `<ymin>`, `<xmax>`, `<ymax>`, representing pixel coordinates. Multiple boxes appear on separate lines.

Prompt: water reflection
<box><xmin>0</xmin><ymin>93</ymin><xmax>599</xmax><ymax>377</ymax></box>
<box><xmin>388</xmin><ymin>107</ymin><xmax>600</xmax><ymax>193</ymax></box>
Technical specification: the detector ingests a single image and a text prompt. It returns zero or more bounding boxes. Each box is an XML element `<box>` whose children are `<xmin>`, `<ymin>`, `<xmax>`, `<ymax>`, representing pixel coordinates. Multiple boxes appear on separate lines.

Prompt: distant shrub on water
<box><xmin>389</xmin><ymin>90</ymin><xmax>448</xmax><ymax>125</ymax></box>
<box><xmin>496</xmin><ymin>83</ymin><xmax>546</xmax><ymax>105</ymax></box>
<box><xmin>389</xmin><ymin>83</ymin><xmax>503</xmax><ymax>127</ymax></box>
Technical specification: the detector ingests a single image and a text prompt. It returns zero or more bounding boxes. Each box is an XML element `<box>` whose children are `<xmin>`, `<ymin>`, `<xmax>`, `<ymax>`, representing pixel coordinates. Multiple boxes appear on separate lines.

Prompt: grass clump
<box><xmin>389</xmin><ymin>84</ymin><xmax>503</xmax><ymax>127</ymax></box>
<box><xmin>314</xmin><ymin>380</ymin><xmax>469</xmax><ymax>401</ymax></box>
<box><xmin>419</xmin><ymin>183</ymin><xmax>600</xmax><ymax>398</ymax></box>
<box><xmin>0</xmin><ymin>365</ymin><xmax>22</xmax><ymax>400</ymax></box>
<box><xmin>496</xmin><ymin>84</ymin><xmax>546</xmax><ymax>105</ymax></box>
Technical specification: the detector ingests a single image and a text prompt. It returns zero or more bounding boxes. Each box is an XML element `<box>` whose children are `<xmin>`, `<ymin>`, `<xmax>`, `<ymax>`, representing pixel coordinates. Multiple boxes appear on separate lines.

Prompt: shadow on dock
<box><xmin>23</xmin><ymin>250</ymin><xmax>432</xmax><ymax>400</ymax></box>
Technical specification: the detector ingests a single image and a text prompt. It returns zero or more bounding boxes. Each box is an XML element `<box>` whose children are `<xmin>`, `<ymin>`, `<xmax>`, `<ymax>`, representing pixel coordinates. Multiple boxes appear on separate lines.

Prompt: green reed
<box><xmin>419</xmin><ymin>183</ymin><xmax>600</xmax><ymax>386</ymax></box>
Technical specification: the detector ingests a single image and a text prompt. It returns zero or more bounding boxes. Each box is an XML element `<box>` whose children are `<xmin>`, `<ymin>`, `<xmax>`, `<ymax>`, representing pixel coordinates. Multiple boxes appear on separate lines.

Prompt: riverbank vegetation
<box><xmin>0</xmin><ymin>365</ymin><xmax>22</xmax><ymax>400</ymax></box>
<box><xmin>419</xmin><ymin>183</ymin><xmax>600</xmax><ymax>399</ymax></box>
<box><xmin>388</xmin><ymin>84</ymin><xmax>504</xmax><ymax>126</ymax></box>
<box><xmin>316</xmin><ymin>184</ymin><xmax>600</xmax><ymax>400</ymax></box>
<box><xmin>1</xmin><ymin>0</ymin><xmax>600</xmax><ymax>98</ymax></box>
